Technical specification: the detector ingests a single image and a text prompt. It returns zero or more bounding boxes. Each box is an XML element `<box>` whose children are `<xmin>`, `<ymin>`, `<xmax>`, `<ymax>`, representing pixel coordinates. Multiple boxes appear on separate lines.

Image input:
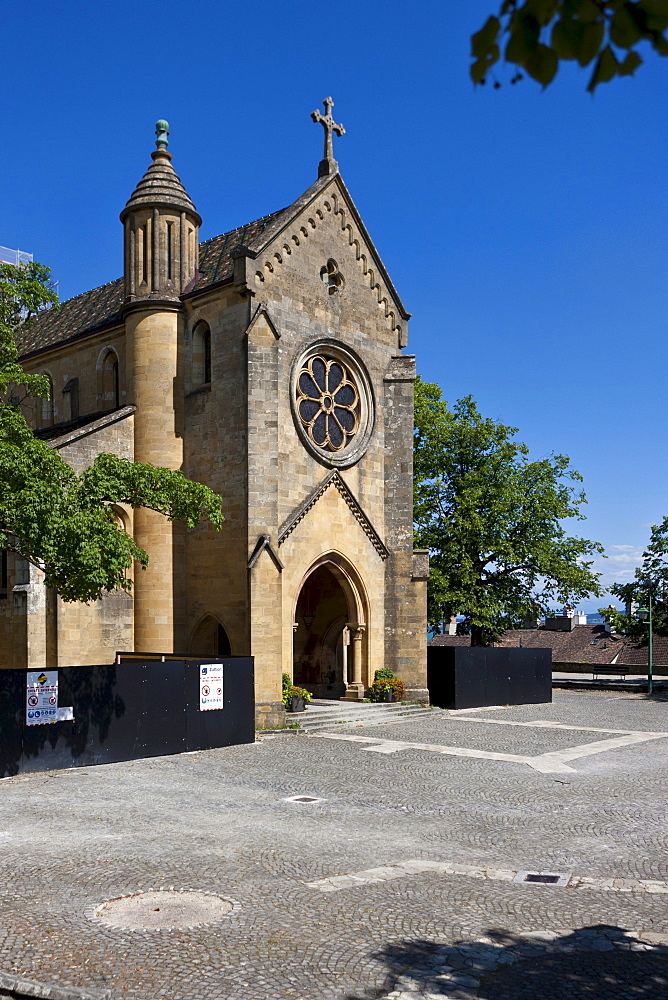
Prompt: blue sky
<box><xmin>3</xmin><ymin>0</ymin><xmax>665</xmax><ymax>611</ymax></box>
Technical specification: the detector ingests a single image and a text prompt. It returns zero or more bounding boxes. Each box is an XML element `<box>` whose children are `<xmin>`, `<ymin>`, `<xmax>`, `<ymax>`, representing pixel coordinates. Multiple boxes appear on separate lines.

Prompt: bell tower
<box><xmin>121</xmin><ymin>121</ymin><xmax>202</xmax><ymax>653</ymax></box>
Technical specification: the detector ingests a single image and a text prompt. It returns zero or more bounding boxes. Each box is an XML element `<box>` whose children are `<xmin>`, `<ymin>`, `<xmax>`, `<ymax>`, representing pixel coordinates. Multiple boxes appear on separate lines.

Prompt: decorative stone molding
<box><xmin>248</xmin><ymin>534</ymin><xmax>284</xmax><ymax>572</ymax></box>
<box><xmin>253</xmin><ymin>186</ymin><xmax>405</xmax><ymax>345</ymax></box>
<box><xmin>278</xmin><ymin>470</ymin><xmax>389</xmax><ymax>560</ymax></box>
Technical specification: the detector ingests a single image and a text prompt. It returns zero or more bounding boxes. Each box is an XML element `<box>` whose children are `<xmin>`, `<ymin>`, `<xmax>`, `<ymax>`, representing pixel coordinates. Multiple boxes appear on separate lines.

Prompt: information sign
<box><xmin>26</xmin><ymin>670</ymin><xmax>58</xmax><ymax>725</ymax></box>
<box><xmin>199</xmin><ymin>664</ymin><xmax>224</xmax><ymax>711</ymax></box>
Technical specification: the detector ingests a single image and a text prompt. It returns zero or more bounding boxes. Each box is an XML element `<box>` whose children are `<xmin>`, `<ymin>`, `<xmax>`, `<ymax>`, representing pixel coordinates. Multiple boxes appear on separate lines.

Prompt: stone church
<box><xmin>3</xmin><ymin>104</ymin><xmax>428</xmax><ymax>726</ymax></box>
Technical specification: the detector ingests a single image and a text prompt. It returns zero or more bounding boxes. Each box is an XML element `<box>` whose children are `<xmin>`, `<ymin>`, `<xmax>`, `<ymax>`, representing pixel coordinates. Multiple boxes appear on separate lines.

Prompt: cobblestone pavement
<box><xmin>0</xmin><ymin>690</ymin><xmax>667</xmax><ymax>999</ymax></box>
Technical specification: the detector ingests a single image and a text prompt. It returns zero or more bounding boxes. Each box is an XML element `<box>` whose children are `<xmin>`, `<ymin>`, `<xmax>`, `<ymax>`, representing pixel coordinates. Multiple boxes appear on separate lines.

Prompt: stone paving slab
<box><xmin>0</xmin><ymin>691</ymin><xmax>666</xmax><ymax>998</ymax></box>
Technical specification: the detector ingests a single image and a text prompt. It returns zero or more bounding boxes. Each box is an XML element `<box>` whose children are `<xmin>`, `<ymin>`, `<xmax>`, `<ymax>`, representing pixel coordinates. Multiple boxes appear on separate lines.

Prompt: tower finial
<box><xmin>155</xmin><ymin>119</ymin><xmax>170</xmax><ymax>150</ymax></box>
<box><xmin>311</xmin><ymin>97</ymin><xmax>345</xmax><ymax>178</ymax></box>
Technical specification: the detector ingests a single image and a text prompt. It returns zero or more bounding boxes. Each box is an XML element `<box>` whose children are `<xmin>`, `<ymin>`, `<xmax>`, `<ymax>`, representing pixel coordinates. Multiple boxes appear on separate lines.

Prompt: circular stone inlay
<box><xmin>94</xmin><ymin>890</ymin><xmax>234</xmax><ymax>930</ymax></box>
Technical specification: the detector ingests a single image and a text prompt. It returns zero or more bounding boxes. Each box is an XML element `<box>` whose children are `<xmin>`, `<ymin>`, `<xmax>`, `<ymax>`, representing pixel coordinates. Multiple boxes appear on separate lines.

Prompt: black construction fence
<box><xmin>0</xmin><ymin>655</ymin><xmax>254</xmax><ymax>777</ymax></box>
<box><xmin>427</xmin><ymin>645</ymin><xmax>552</xmax><ymax>710</ymax></box>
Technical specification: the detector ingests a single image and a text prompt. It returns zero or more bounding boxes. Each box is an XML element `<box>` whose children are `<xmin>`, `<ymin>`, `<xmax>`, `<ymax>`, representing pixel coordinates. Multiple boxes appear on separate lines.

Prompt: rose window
<box><xmin>296</xmin><ymin>355</ymin><xmax>360</xmax><ymax>452</ymax></box>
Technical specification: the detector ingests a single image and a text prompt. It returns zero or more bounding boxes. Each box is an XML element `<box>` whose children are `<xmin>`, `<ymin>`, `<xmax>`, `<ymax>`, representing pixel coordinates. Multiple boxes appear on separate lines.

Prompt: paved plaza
<box><xmin>1</xmin><ymin>690</ymin><xmax>667</xmax><ymax>999</ymax></box>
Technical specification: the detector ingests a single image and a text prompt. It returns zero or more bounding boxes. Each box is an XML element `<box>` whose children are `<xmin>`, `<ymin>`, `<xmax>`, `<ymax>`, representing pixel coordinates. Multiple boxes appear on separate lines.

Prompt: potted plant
<box><xmin>282</xmin><ymin>674</ymin><xmax>312</xmax><ymax>713</ymax></box>
<box><xmin>367</xmin><ymin>669</ymin><xmax>406</xmax><ymax>703</ymax></box>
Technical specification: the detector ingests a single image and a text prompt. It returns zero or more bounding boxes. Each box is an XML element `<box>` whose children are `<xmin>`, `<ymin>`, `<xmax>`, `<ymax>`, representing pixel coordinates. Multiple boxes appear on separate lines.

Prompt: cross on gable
<box><xmin>311</xmin><ymin>97</ymin><xmax>345</xmax><ymax>177</ymax></box>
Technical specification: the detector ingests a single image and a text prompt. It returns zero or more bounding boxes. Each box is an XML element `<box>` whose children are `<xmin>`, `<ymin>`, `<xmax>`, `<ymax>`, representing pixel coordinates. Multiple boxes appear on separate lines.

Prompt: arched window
<box><xmin>192</xmin><ymin>322</ymin><xmax>212</xmax><ymax>387</ymax></box>
<box><xmin>100</xmin><ymin>349</ymin><xmax>120</xmax><ymax>411</ymax></box>
<box><xmin>39</xmin><ymin>372</ymin><xmax>54</xmax><ymax>428</ymax></box>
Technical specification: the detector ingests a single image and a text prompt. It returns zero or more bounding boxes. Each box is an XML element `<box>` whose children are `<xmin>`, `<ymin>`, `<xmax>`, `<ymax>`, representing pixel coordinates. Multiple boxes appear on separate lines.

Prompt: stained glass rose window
<box><xmin>296</xmin><ymin>355</ymin><xmax>360</xmax><ymax>452</ymax></box>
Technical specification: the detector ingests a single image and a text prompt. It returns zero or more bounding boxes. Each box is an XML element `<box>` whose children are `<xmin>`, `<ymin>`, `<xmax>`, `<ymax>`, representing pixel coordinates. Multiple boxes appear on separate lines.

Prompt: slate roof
<box><xmin>16</xmin><ymin>209</ymin><xmax>289</xmax><ymax>360</ymax></box>
<box><xmin>430</xmin><ymin>624</ymin><xmax>626</xmax><ymax>664</ymax></box>
<box><xmin>616</xmin><ymin>635</ymin><xmax>668</xmax><ymax>667</ymax></box>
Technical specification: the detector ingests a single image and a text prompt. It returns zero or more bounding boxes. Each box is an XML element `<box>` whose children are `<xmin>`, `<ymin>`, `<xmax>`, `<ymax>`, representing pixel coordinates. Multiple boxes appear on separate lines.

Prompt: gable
<box><xmin>279</xmin><ymin>471</ymin><xmax>388</xmax><ymax>560</ymax></box>
<box><xmin>244</xmin><ymin>174</ymin><xmax>410</xmax><ymax>349</ymax></box>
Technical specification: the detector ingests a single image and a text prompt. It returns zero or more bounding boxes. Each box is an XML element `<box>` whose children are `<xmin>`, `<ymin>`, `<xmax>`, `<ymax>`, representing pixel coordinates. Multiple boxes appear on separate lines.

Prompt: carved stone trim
<box><xmin>249</xmin><ymin>175</ymin><xmax>409</xmax><ymax>346</ymax></box>
<box><xmin>278</xmin><ymin>471</ymin><xmax>389</xmax><ymax>560</ymax></box>
<box><xmin>248</xmin><ymin>534</ymin><xmax>284</xmax><ymax>572</ymax></box>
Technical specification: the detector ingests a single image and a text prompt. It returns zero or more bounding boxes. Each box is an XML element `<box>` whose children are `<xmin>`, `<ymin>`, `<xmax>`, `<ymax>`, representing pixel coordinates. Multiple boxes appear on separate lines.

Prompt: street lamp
<box><xmin>636</xmin><ymin>595</ymin><xmax>653</xmax><ymax>695</ymax></box>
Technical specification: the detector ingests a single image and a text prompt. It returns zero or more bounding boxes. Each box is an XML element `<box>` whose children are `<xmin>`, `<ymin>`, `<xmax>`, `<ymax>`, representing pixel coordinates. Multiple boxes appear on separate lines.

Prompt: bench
<box><xmin>591</xmin><ymin>665</ymin><xmax>631</xmax><ymax>680</ymax></box>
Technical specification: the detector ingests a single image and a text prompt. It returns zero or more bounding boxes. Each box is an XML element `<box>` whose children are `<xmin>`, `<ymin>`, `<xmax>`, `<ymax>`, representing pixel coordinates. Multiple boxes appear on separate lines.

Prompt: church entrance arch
<box><xmin>189</xmin><ymin>615</ymin><xmax>232</xmax><ymax>656</ymax></box>
<box><xmin>293</xmin><ymin>555</ymin><xmax>367</xmax><ymax>700</ymax></box>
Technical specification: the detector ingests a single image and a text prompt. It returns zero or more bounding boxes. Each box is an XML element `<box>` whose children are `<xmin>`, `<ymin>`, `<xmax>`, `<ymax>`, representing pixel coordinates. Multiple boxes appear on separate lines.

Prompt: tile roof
<box><xmin>430</xmin><ymin>624</ymin><xmax>628</xmax><ymax>664</ymax></box>
<box><xmin>185</xmin><ymin>208</ymin><xmax>289</xmax><ymax>295</ymax></box>
<box><xmin>16</xmin><ymin>208</ymin><xmax>289</xmax><ymax>359</ymax></box>
<box><xmin>16</xmin><ymin>278</ymin><xmax>124</xmax><ymax>358</ymax></box>
<box><xmin>616</xmin><ymin>635</ymin><xmax>668</xmax><ymax>667</ymax></box>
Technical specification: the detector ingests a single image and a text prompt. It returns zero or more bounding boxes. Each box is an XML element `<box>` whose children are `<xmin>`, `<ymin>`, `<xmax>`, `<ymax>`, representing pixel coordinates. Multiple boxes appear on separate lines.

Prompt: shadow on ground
<box><xmin>345</xmin><ymin>925</ymin><xmax>668</xmax><ymax>999</ymax></box>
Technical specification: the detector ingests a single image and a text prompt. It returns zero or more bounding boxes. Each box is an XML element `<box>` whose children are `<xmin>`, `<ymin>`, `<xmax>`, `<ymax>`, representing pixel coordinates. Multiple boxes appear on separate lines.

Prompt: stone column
<box><xmin>343</xmin><ymin>623</ymin><xmax>365</xmax><ymax>701</ymax></box>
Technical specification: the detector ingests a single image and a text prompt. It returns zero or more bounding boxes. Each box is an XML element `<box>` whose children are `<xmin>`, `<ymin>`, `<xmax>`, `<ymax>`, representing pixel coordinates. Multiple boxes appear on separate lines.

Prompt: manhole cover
<box><xmin>92</xmin><ymin>890</ymin><xmax>235</xmax><ymax>930</ymax></box>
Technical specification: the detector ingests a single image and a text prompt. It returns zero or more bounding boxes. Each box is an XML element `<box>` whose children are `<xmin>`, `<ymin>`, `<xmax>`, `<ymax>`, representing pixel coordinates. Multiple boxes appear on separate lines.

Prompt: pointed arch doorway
<box><xmin>293</xmin><ymin>557</ymin><xmax>366</xmax><ymax>700</ymax></box>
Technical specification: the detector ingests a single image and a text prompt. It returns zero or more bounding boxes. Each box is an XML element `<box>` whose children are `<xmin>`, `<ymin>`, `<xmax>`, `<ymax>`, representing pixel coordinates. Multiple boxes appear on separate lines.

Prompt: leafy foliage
<box><xmin>471</xmin><ymin>0</ymin><xmax>668</xmax><ymax>91</ymax></box>
<box><xmin>601</xmin><ymin>517</ymin><xmax>668</xmax><ymax>640</ymax></box>
<box><xmin>0</xmin><ymin>261</ymin><xmax>223</xmax><ymax>602</ymax></box>
<box><xmin>414</xmin><ymin>378</ymin><xmax>603</xmax><ymax>645</ymax></box>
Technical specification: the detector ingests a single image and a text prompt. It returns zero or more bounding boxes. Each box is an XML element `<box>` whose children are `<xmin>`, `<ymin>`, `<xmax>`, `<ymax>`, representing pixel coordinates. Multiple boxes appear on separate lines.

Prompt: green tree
<box><xmin>471</xmin><ymin>0</ymin><xmax>668</xmax><ymax>92</ymax></box>
<box><xmin>0</xmin><ymin>261</ymin><xmax>223</xmax><ymax>603</ymax></box>
<box><xmin>414</xmin><ymin>378</ymin><xmax>603</xmax><ymax>645</ymax></box>
<box><xmin>600</xmin><ymin>518</ymin><xmax>668</xmax><ymax>640</ymax></box>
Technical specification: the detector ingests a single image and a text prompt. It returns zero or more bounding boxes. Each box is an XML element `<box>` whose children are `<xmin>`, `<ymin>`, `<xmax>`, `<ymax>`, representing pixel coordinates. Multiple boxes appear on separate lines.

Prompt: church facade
<box><xmin>3</xmin><ymin>106</ymin><xmax>428</xmax><ymax>726</ymax></box>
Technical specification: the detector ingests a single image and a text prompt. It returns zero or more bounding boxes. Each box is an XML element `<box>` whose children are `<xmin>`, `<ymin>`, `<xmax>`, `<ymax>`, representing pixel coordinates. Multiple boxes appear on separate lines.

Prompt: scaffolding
<box><xmin>0</xmin><ymin>246</ymin><xmax>33</xmax><ymax>266</ymax></box>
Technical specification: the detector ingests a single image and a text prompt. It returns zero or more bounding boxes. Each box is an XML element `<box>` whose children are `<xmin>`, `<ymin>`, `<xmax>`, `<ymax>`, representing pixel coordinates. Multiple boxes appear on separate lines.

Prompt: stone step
<box><xmin>295</xmin><ymin>702</ymin><xmax>436</xmax><ymax>732</ymax></box>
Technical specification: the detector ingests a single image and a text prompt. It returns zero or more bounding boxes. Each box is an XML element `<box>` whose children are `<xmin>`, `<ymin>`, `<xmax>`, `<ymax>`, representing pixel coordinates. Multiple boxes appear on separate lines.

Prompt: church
<box><xmin>3</xmin><ymin>103</ymin><xmax>429</xmax><ymax>727</ymax></box>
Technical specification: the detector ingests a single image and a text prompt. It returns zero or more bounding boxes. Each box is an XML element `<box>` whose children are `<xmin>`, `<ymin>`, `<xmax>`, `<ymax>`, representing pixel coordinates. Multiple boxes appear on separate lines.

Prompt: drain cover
<box><xmin>92</xmin><ymin>890</ymin><xmax>235</xmax><ymax>930</ymax></box>
<box><xmin>283</xmin><ymin>794</ymin><xmax>325</xmax><ymax>804</ymax></box>
<box><xmin>514</xmin><ymin>870</ymin><xmax>571</xmax><ymax>887</ymax></box>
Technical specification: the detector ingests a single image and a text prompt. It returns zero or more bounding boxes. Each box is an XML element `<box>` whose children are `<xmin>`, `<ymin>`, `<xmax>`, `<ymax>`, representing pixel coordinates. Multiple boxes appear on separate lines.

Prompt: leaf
<box><xmin>637</xmin><ymin>0</ymin><xmax>668</xmax><ymax>33</ymax></box>
<box><xmin>587</xmin><ymin>44</ymin><xmax>620</xmax><ymax>91</ymax></box>
<box><xmin>619</xmin><ymin>49</ymin><xmax>643</xmax><ymax>73</ymax></box>
<box><xmin>611</xmin><ymin>5</ymin><xmax>644</xmax><ymax>47</ymax></box>
<box><xmin>551</xmin><ymin>17</ymin><xmax>585</xmax><ymax>58</ymax></box>
<box><xmin>523</xmin><ymin>0</ymin><xmax>560</xmax><ymax>26</ymax></box>
<box><xmin>524</xmin><ymin>42</ymin><xmax>560</xmax><ymax>84</ymax></box>
<box><xmin>563</xmin><ymin>0</ymin><xmax>604</xmax><ymax>24</ymax></box>
<box><xmin>471</xmin><ymin>45</ymin><xmax>500</xmax><ymax>85</ymax></box>
<box><xmin>471</xmin><ymin>15</ymin><xmax>501</xmax><ymax>57</ymax></box>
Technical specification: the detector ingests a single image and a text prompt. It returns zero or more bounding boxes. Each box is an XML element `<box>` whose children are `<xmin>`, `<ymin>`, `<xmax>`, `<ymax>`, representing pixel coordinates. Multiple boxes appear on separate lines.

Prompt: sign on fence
<box><xmin>199</xmin><ymin>663</ymin><xmax>224</xmax><ymax>711</ymax></box>
<box><xmin>26</xmin><ymin>670</ymin><xmax>58</xmax><ymax>725</ymax></box>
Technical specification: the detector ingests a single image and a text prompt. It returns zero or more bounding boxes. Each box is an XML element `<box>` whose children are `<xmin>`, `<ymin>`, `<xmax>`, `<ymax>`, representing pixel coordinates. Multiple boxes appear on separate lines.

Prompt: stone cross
<box><xmin>311</xmin><ymin>97</ymin><xmax>345</xmax><ymax>177</ymax></box>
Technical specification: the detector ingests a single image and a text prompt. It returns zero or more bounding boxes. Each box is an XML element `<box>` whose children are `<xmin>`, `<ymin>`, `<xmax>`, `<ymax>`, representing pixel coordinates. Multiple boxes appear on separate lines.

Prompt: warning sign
<box><xmin>26</xmin><ymin>670</ymin><xmax>58</xmax><ymax>725</ymax></box>
<box><xmin>199</xmin><ymin>664</ymin><xmax>224</xmax><ymax>711</ymax></box>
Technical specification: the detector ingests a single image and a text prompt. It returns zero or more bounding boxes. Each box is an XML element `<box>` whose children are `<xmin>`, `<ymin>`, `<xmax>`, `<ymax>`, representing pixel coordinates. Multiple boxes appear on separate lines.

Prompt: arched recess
<box><xmin>97</xmin><ymin>347</ymin><xmax>120</xmax><ymax>411</ymax></box>
<box><xmin>38</xmin><ymin>371</ymin><xmax>54</xmax><ymax>428</ymax></box>
<box><xmin>189</xmin><ymin>614</ymin><xmax>232</xmax><ymax>656</ymax></box>
<box><xmin>110</xmin><ymin>504</ymin><xmax>133</xmax><ymax>582</ymax></box>
<box><xmin>192</xmin><ymin>321</ymin><xmax>211</xmax><ymax>387</ymax></box>
<box><xmin>292</xmin><ymin>553</ymin><xmax>368</xmax><ymax>699</ymax></box>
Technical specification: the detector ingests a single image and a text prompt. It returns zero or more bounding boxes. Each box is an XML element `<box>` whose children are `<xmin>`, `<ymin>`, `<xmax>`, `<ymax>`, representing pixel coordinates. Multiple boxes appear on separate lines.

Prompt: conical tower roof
<box><xmin>120</xmin><ymin>121</ymin><xmax>201</xmax><ymax>224</ymax></box>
